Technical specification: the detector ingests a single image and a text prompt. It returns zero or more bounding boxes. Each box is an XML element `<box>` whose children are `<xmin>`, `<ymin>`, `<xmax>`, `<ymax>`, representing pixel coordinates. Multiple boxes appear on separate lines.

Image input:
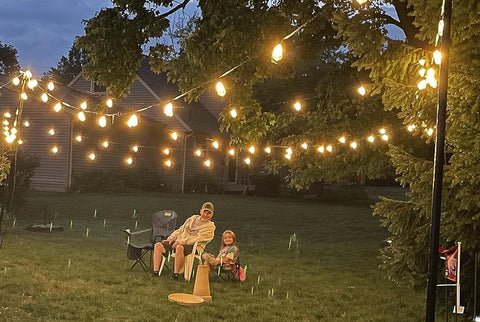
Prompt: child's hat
<box><xmin>201</xmin><ymin>202</ymin><xmax>214</xmax><ymax>213</ymax></box>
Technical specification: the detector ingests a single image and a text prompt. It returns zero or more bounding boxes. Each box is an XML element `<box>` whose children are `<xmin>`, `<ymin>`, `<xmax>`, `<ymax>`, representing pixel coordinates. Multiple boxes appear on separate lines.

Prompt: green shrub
<box><xmin>70</xmin><ymin>168</ymin><xmax>166</xmax><ymax>193</ymax></box>
<box><xmin>184</xmin><ymin>173</ymin><xmax>223</xmax><ymax>194</ymax></box>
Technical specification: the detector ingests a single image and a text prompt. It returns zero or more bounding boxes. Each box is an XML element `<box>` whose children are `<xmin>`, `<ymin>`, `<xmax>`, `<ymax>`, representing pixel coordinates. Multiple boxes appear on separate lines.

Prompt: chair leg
<box><xmin>158</xmin><ymin>255</ymin><xmax>167</xmax><ymax>276</ymax></box>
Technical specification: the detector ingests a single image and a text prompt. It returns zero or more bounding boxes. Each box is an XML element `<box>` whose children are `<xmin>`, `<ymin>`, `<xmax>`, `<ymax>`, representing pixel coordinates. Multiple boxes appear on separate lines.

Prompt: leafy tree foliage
<box><xmin>0</xmin><ymin>41</ymin><xmax>20</xmax><ymax>76</ymax></box>
<box><xmin>76</xmin><ymin>0</ymin><xmax>480</xmax><ymax>312</ymax></box>
<box><xmin>43</xmin><ymin>44</ymin><xmax>88</xmax><ymax>84</ymax></box>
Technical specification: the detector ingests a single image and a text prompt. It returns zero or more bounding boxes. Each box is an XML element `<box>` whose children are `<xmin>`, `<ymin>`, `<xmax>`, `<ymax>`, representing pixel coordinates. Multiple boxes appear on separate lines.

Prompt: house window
<box><xmin>91</xmin><ymin>80</ymin><xmax>107</xmax><ymax>94</ymax></box>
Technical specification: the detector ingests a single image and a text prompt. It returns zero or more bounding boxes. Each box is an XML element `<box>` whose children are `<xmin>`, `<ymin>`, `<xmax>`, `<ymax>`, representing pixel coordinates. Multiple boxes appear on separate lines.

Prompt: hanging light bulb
<box><xmin>12</xmin><ymin>77</ymin><xmax>20</xmax><ymax>86</ymax></box>
<box><xmin>127</xmin><ymin>114</ymin><xmax>138</xmax><ymax>127</ymax></box>
<box><xmin>102</xmin><ymin>140</ymin><xmax>109</xmax><ymax>148</ymax></box>
<box><xmin>163</xmin><ymin>148</ymin><xmax>170</xmax><ymax>155</ymax></box>
<box><xmin>24</xmin><ymin>70</ymin><xmax>32</xmax><ymax>79</ymax></box>
<box><xmin>48</xmin><ymin>128</ymin><xmax>56</xmax><ymax>136</ymax></box>
<box><xmin>339</xmin><ymin>136</ymin><xmax>346</xmax><ymax>144</ymax></box>
<box><xmin>164</xmin><ymin>159</ymin><xmax>173</xmax><ymax>168</ymax></box>
<box><xmin>51</xmin><ymin>145</ymin><xmax>59</xmax><ymax>154</ymax></box>
<box><xmin>47</xmin><ymin>81</ymin><xmax>55</xmax><ymax>91</ymax></box>
<box><xmin>326</xmin><ymin>145</ymin><xmax>333</xmax><ymax>153</ymax></box>
<box><xmin>194</xmin><ymin>149</ymin><xmax>202</xmax><ymax>157</ymax></box>
<box><xmin>53</xmin><ymin>102</ymin><xmax>62</xmax><ymax>113</ymax></box>
<box><xmin>367</xmin><ymin>135</ymin><xmax>375</xmax><ymax>143</ymax></box>
<box><xmin>125</xmin><ymin>156</ymin><xmax>133</xmax><ymax>165</ymax></box>
<box><xmin>317</xmin><ymin>146</ymin><xmax>325</xmax><ymax>153</ymax></box>
<box><xmin>293</xmin><ymin>101</ymin><xmax>302</xmax><ymax>112</ymax></box>
<box><xmin>271</xmin><ymin>43</ymin><xmax>283</xmax><ymax>63</ymax></box>
<box><xmin>27</xmin><ymin>79</ymin><xmax>38</xmax><ymax>89</ymax></box>
<box><xmin>23</xmin><ymin>121</ymin><xmax>30</xmax><ymax>127</ymax></box>
<box><xmin>301</xmin><ymin>142</ymin><xmax>308</xmax><ymax>150</ymax></box>
<box><xmin>212</xmin><ymin>140</ymin><xmax>220</xmax><ymax>149</ymax></box>
<box><xmin>75</xmin><ymin>135</ymin><xmax>83</xmax><ymax>142</ymax></box>
<box><xmin>106</xmin><ymin>98</ymin><xmax>113</xmax><ymax>108</ymax></box>
<box><xmin>131</xmin><ymin>145</ymin><xmax>139</xmax><ymax>152</ymax></box>
<box><xmin>98</xmin><ymin>116</ymin><xmax>107</xmax><ymax>127</ymax></box>
<box><xmin>20</xmin><ymin>93</ymin><xmax>28</xmax><ymax>100</ymax></box>
<box><xmin>230</xmin><ymin>108</ymin><xmax>238</xmax><ymax>118</ymax></box>
<box><xmin>203</xmin><ymin>159</ymin><xmax>212</xmax><ymax>168</ymax></box>
<box><xmin>419</xmin><ymin>58</ymin><xmax>426</xmax><ymax>66</ymax></box>
<box><xmin>215</xmin><ymin>81</ymin><xmax>226</xmax><ymax>97</ymax></box>
<box><xmin>244</xmin><ymin>157</ymin><xmax>251</xmax><ymax>165</ymax></box>
<box><xmin>407</xmin><ymin>124</ymin><xmax>416</xmax><ymax>132</ymax></box>
<box><xmin>88</xmin><ymin>152</ymin><xmax>96</xmax><ymax>161</ymax></box>
<box><xmin>41</xmin><ymin>93</ymin><xmax>48</xmax><ymax>102</ymax></box>
<box><xmin>77</xmin><ymin>111</ymin><xmax>86</xmax><ymax>122</ymax></box>
<box><xmin>284</xmin><ymin>153</ymin><xmax>292</xmax><ymax>160</ymax></box>
<box><xmin>350</xmin><ymin>141</ymin><xmax>358</xmax><ymax>149</ymax></box>
<box><xmin>381</xmin><ymin>134</ymin><xmax>389</xmax><ymax>141</ymax></box>
<box><xmin>286</xmin><ymin>147</ymin><xmax>293</xmax><ymax>155</ymax></box>
<box><xmin>228</xmin><ymin>148</ymin><xmax>235</xmax><ymax>156</ymax></box>
<box><xmin>417</xmin><ymin>80</ymin><xmax>427</xmax><ymax>90</ymax></box>
<box><xmin>264</xmin><ymin>146</ymin><xmax>272</xmax><ymax>154</ymax></box>
<box><xmin>80</xmin><ymin>101</ymin><xmax>88</xmax><ymax>110</ymax></box>
<box><xmin>164</xmin><ymin>102</ymin><xmax>174</xmax><ymax>117</ymax></box>
<box><xmin>379</xmin><ymin>128</ymin><xmax>386</xmax><ymax>135</ymax></box>
<box><xmin>248</xmin><ymin>145</ymin><xmax>256</xmax><ymax>154</ymax></box>
<box><xmin>170</xmin><ymin>131</ymin><xmax>178</xmax><ymax>141</ymax></box>
<box><xmin>358</xmin><ymin>86</ymin><xmax>366</xmax><ymax>96</ymax></box>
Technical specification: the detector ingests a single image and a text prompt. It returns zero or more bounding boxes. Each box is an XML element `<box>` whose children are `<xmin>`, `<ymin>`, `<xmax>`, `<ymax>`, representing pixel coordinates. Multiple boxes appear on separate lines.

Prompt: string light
<box><xmin>271</xmin><ymin>43</ymin><xmax>283</xmax><ymax>63</ymax></box>
<box><xmin>349</xmin><ymin>141</ymin><xmax>358</xmax><ymax>149</ymax></box>
<box><xmin>293</xmin><ymin>101</ymin><xmax>302</xmax><ymax>112</ymax></box>
<box><xmin>164</xmin><ymin>102</ymin><xmax>174</xmax><ymax>117</ymax></box>
<box><xmin>75</xmin><ymin>135</ymin><xmax>82</xmax><ymax>142</ymax></box>
<box><xmin>41</xmin><ymin>93</ymin><xmax>48</xmax><ymax>102</ymax></box>
<box><xmin>339</xmin><ymin>136</ymin><xmax>346</xmax><ymax>144</ymax></box>
<box><xmin>163</xmin><ymin>148</ymin><xmax>170</xmax><ymax>155</ymax></box>
<box><xmin>194</xmin><ymin>149</ymin><xmax>202</xmax><ymax>157</ymax></box>
<box><xmin>51</xmin><ymin>145</ymin><xmax>59</xmax><ymax>154</ymax></box>
<box><xmin>23</xmin><ymin>121</ymin><xmax>30</xmax><ymax>127</ymax></box>
<box><xmin>125</xmin><ymin>156</ymin><xmax>133</xmax><ymax>165</ymax></box>
<box><xmin>203</xmin><ymin>159</ymin><xmax>212</xmax><ymax>168</ymax></box>
<box><xmin>230</xmin><ymin>108</ymin><xmax>238</xmax><ymax>118</ymax></box>
<box><xmin>264</xmin><ymin>146</ymin><xmax>272</xmax><ymax>154</ymax></box>
<box><xmin>12</xmin><ymin>77</ymin><xmax>20</xmax><ymax>86</ymax></box>
<box><xmin>301</xmin><ymin>142</ymin><xmax>308</xmax><ymax>150</ymax></box>
<box><xmin>102</xmin><ymin>140</ymin><xmax>109</xmax><ymax>148</ymax></box>
<box><xmin>47</xmin><ymin>81</ymin><xmax>55</xmax><ymax>91</ymax></box>
<box><xmin>244</xmin><ymin>157</ymin><xmax>251</xmax><ymax>165</ymax></box>
<box><xmin>127</xmin><ymin>114</ymin><xmax>138</xmax><ymax>127</ymax></box>
<box><xmin>248</xmin><ymin>145</ymin><xmax>256</xmax><ymax>154</ymax></box>
<box><xmin>88</xmin><ymin>152</ymin><xmax>96</xmax><ymax>161</ymax></box>
<box><xmin>164</xmin><ymin>159</ymin><xmax>173</xmax><ymax>167</ymax></box>
<box><xmin>20</xmin><ymin>93</ymin><xmax>28</xmax><ymax>100</ymax></box>
<box><xmin>170</xmin><ymin>131</ymin><xmax>178</xmax><ymax>141</ymax></box>
<box><xmin>131</xmin><ymin>145</ymin><xmax>139</xmax><ymax>152</ymax></box>
<box><xmin>48</xmin><ymin>128</ymin><xmax>55</xmax><ymax>136</ymax></box>
<box><xmin>228</xmin><ymin>148</ymin><xmax>235</xmax><ymax>156</ymax></box>
<box><xmin>27</xmin><ymin>79</ymin><xmax>38</xmax><ymax>89</ymax></box>
<box><xmin>106</xmin><ymin>98</ymin><xmax>113</xmax><ymax>108</ymax></box>
<box><xmin>98</xmin><ymin>116</ymin><xmax>107</xmax><ymax>127</ymax></box>
<box><xmin>357</xmin><ymin>86</ymin><xmax>366</xmax><ymax>96</ymax></box>
<box><xmin>80</xmin><ymin>101</ymin><xmax>88</xmax><ymax>110</ymax></box>
<box><xmin>77</xmin><ymin>111</ymin><xmax>86</xmax><ymax>122</ymax></box>
<box><xmin>53</xmin><ymin>102</ymin><xmax>62</xmax><ymax>113</ymax></box>
<box><xmin>367</xmin><ymin>135</ymin><xmax>375</xmax><ymax>143</ymax></box>
<box><xmin>215</xmin><ymin>81</ymin><xmax>226</xmax><ymax>97</ymax></box>
<box><xmin>212</xmin><ymin>140</ymin><xmax>220</xmax><ymax>149</ymax></box>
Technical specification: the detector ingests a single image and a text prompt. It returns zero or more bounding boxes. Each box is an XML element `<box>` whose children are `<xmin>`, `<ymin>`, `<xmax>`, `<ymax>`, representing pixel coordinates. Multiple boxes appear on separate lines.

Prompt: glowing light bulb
<box><xmin>212</xmin><ymin>140</ymin><xmax>220</xmax><ymax>149</ymax></box>
<box><xmin>301</xmin><ymin>142</ymin><xmax>308</xmax><ymax>150</ymax></box>
<box><xmin>215</xmin><ymin>81</ymin><xmax>226</xmax><ymax>97</ymax></box>
<box><xmin>381</xmin><ymin>134</ymin><xmax>389</xmax><ymax>141</ymax></box>
<box><xmin>170</xmin><ymin>131</ymin><xmax>178</xmax><ymax>141</ymax></box>
<box><xmin>367</xmin><ymin>136</ymin><xmax>375</xmax><ymax>143</ymax></box>
<box><xmin>407</xmin><ymin>124</ymin><xmax>416</xmax><ymax>132</ymax></box>
<box><xmin>244</xmin><ymin>157</ymin><xmax>251</xmax><ymax>165</ymax></box>
<box><xmin>48</xmin><ymin>128</ymin><xmax>55</xmax><ymax>136</ymax></box>
<box><xmin>284</xmin><ymin>153</ymin><xmax>292</xmax><ymax>160</ymax></box>
<box><xmin>24</xmin><ymin>70</ymin><xmax>32</xmax><ymax>79</ymax></box>
<box><xmin>356</xmin><ymin>0</ymin><xmax>367</xmax><ymax>4</ymax></box>
<box><xmin>228</xmin><ymin>148</ymin><xmax>235</xmax><ymax>156</ymax></box>
<box><xmin>264</xmin><ymin>146</ymin><xmax>272</xmax><ymax>154</ymax></box>
<box><xmin>350</xmin><ymin>141</ymin><xmax>358</xmax><ymax>149</ymax></box>
<box><xmin>286</xmin><ymin>147</ymin><xmax>293</xmax><ymax>155</ymax></box>
<box><xmin>379</xmin><ymin>128</ymin><xmax>386</xmax><ymax>135</ymax></box>
<box><xmin>437</xmin><ymin>20</ymin><xmax>444</xmax><ymax>36</ymax></box>
<box><xmin>41</xmin><ymin>93</ymin><xmax>48</xmax><ymax>102</ymax></box>
<box><xmin>125</xmin><ymin>157</ymin><xmax>133</xmax><ymax>165</ymax></box>
<box><xmin>23</xmin><ymin>121</ymin><xmax>30</xmax><ymax>127</ymax></box>
<box><xmin>204</xmin><ymin>159</ymin><xmax>212</xmax><ymax>168</ymax></box>
<box><xmin>326</xmin><ymin>145</ymin><xmax>333</xmax><ymax>153</ymax></box>
<box><xmin>51</xmin><ymin>146</ymin><xmax>59</xmax><ymax>154</ymax></box>
<box><xmin>47</xmin><ymin>81</ymin><xmax>55</xmax><ymax>91</ymax></box>
<box><xmin>53</xmin><ymin>102</ymin><xmax>62</xmax><ymax>112</ymax></box>
<box><xmin>75</xmin><ymin>135</ymin><xmax>82</xmax><ymax>142</ymax></box>
<box><xmin>131</xmin><ymin>145</ymin><xmax>138</xmax><ymax>152</ymax></box>
<box><xmin>339</xmin><ymin>136</ymin><xmax>346</xmax><ymax>144</ymax></box>
<box><xmin>419</xmin><ymin>68</ymin><xmax>426</xmax><ymax>77</ymax></box>
<box><xmin>230</xmin><ymin>108</ymin><xmax>238</xmax><ymax>118</ymax></box>
<box><xmin>106</xmin><ymin>98</ymin><xmax>113</xmax><ymax>108</ymax></box>
<box><xmin>317</xmin><ymin>145</ymin><xmax>325</xmax><ymax>153</ymax></box>
<box><xmin>426</xmin><ymin>68</ymin><xmax>435</xmax><ymax>79</ymax></box>
<box><xmin>248</xmin><ymin>146</ymin><xmax>256</xmax><ymax>154</ymax></box>
<box><xmin>98</xmin><ymin>116</ymin><xmax>107</xmax><ymax>127</ymax></box>
<box><xmin>77</xmin><ymin>111</ymin><xmax>86</xmax><ymax>122</ymax></box>
<box><xmin>27</xmin><ymin>79</ymin><xmax>38</xmax><ymax>89</ymax></box>
<box><xmin>88</xmin><ymin>152</ymin><xmax>96</xmax><ymax>161</ymax></box>
<box><xmin>417</xmin><ymin>80</ymin><xmax>427</xmax><ymax>90</ymax></box>
<box><xmin>165</xmin><ymin>159</ymin><xmax>172</xmax><ymax>168</ymax></box>
<box><xmin>20</xmin><ymin>93</ymin><xmax>28</xmax><ymax>100</ymax></box>
<box><xmin>164</xmin><ymin>102</ymin><xmax>174</xmax><ymax>117</ymax></box>
<box><xmin>80</xmin><ymin>101</ymin><xmax>88</xmax><ymax>110</ymax></box>
<box><xmin>163</xmin><ymin>148</ymin><xmax>170</xmax><ymax>155</ymax></box>
<box><xmin>102</xmin><ymin>140</ymin><xmax>109</xmax><ymax>148</ymax></box>
<box><xmin>127</xmin><ymin>114</ymin><xmax>138</xmax><ymax>127</ymax></box>
<box><xmin>17</xmin><ymin>139</ymin><xmax>23</xmax><ymax>145</ymax></box>
<box><xmin>194</xmin><ymin>149</ymin><xmax>202</xmax><ymax>157</ymax></box>
<box><xmin>4</xmin><ymin>112</ymin><xmax>11</xmax><ymax>118</ymax></box>
<box><xmin>358</xmin><ymin>86</ymin><xmax>366</xmax><ymax>96</ymax></box>
<box><xmin>293</xmin><ymin>101</ymin><xmax>302</xmax><ymax>111</ymax></box>
<box><xmin>426</xmin><ymin>128</ymin><xmax>434</xmax><ymax>136</ymax></box>
<box><xmin>419</xmin><ymin>59</ymin><xmax>426</xmax><ymax>66</ymax></box>
<box><xmin>271</xmin><ymin>43</ymin><xmax>283</xmax><ymax>63</ymax></box>
<box><xmin>12</xmin><ymin>77</ymin><xmax>20</xmax><ymax>86</ymax></box>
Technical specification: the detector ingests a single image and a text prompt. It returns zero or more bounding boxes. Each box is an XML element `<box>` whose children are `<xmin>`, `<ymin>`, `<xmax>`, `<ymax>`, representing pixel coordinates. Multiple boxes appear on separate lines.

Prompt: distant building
<box><xmin>0</xmin><ymin>60</ymin><xmax>252</xmax><ymax>193</ymax></box>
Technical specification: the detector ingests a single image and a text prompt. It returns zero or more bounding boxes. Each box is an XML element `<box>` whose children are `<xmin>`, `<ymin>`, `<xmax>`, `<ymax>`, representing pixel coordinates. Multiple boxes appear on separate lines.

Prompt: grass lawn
<box><xmin>0</xmin><ymin>190</ymin><xmax>428</xmax><ymax>321</ymax></box>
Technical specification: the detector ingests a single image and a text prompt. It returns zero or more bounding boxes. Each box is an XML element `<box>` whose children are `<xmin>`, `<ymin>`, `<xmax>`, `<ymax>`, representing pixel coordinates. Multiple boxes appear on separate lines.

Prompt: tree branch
<box><xmin>159</xmin><ymin>0</ymin><xmax>191</xmax><ymax>19</ymax></box>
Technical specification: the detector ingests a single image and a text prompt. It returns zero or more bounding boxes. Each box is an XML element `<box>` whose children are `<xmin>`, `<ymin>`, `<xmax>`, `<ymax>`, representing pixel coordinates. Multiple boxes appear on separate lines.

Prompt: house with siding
<box><xmin>0</xmin><ymin>61</ymin><xmax>241</xmax><ymax>193</ymax></box>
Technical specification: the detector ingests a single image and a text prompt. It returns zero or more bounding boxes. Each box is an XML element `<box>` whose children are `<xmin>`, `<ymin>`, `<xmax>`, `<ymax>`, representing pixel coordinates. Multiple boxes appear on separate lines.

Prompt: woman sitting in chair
<box><xmin>202</xmin><ymin>230</ymin><xmax>239</xmax><ymax>275</ymax></box>
<box><xmin>152</xmin><ymin>202</ymin><xmax>216</xmax><ymax>280</ymax></box>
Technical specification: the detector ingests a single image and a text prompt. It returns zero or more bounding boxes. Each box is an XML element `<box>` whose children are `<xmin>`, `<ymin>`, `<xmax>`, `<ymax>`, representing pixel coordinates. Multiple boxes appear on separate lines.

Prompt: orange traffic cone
<box><xmin>193</xmin><ymin>264</ymin><xmax>212</xmax><ymax>302</ymax></box>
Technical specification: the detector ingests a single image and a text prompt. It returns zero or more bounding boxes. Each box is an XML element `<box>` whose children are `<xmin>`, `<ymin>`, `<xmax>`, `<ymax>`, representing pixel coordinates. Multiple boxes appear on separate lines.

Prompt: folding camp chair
<box><xmin>214</xmin><ymin>253</ymin><xmax>244</xmax><ymax>282</ymax></box>
<box><xmin>125</xmin><ymin>210</ymin><xmax>177</xmax><ymax>272</ymax></box>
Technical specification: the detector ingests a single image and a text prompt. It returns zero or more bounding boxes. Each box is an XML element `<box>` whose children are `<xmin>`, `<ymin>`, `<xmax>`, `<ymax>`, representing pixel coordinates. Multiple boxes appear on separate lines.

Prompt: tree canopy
<box><xmin>0</xmin><ymin>41</ymin><xmax>20</xmax><ymax>76</ymax></box>
<box><xmin>76</xmin><ymin>0</ymin><xmax>480</xmax><ymax>312</ymax></box>
<box><xmin>43</xmin><ymin>44</ymin><xmax>88</xmax><ymax>85</ymax></box>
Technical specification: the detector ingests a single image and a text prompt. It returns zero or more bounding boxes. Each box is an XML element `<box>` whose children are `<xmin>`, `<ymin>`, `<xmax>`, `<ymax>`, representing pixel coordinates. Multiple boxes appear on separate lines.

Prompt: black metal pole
<box><xmin>425</xmin><ymin>0</ymin><xmax>452</xmax><ymax>321</ymax></box>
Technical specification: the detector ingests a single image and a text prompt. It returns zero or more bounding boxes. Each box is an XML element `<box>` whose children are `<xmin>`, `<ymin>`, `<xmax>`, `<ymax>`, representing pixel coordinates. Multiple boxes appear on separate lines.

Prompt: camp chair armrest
<box><xmin>124</xmin><ymin>228</ymin><xmax>152</xmax><ymax>236</ymax></box>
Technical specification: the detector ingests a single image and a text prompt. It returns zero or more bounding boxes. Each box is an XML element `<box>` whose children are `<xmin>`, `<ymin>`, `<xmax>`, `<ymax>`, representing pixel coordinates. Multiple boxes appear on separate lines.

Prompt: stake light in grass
<box><xmin>103</xmin><ymin>219</ymin><xmax>106</xmax><ymax>228</ymax></box>
<box><xmin>94</xmin><ymin>209</ymin><xmax>97</xmax><ymax>218</ymax></box>
<box><xmin>132</xmin><ymin>209</ymin><xmax>137</xmax><ymax>218</ymax></box>
<box><xmin>12</xmin><ymin>217</ymin><xmax>16</xmax><ymax>228</ymax></box>
<box><xmin>135</xmin><ymin>221</ymin><xmax>138</xmax><ymax>229</ymax></box>
<box><xmin>70</xmin><ymin>220</ymin><xmax>73</xmax><ymax>228</ymax></box>
<box><xmin>257</xmin><ymin>275</ymin><xmax>260</xmax><ymax>285</ymax></box>
<box><xmin>86</xmin><ymin>228</ymin><xmax>90</xmax><ymax>237</ymax></box>
<box><xmin>251</xmin><ymin>286</ymin><xmax>254</xmax><ymax>295</ymax></box>
<box><xmin>68</xmin><ymin>259</ymin><xmax>71</xmax><ymax>267</ymax></box>
<box><xmin>50</xmin><ymin>222</ymin><xmax>53</xmax><ymax>231</ymax></box>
